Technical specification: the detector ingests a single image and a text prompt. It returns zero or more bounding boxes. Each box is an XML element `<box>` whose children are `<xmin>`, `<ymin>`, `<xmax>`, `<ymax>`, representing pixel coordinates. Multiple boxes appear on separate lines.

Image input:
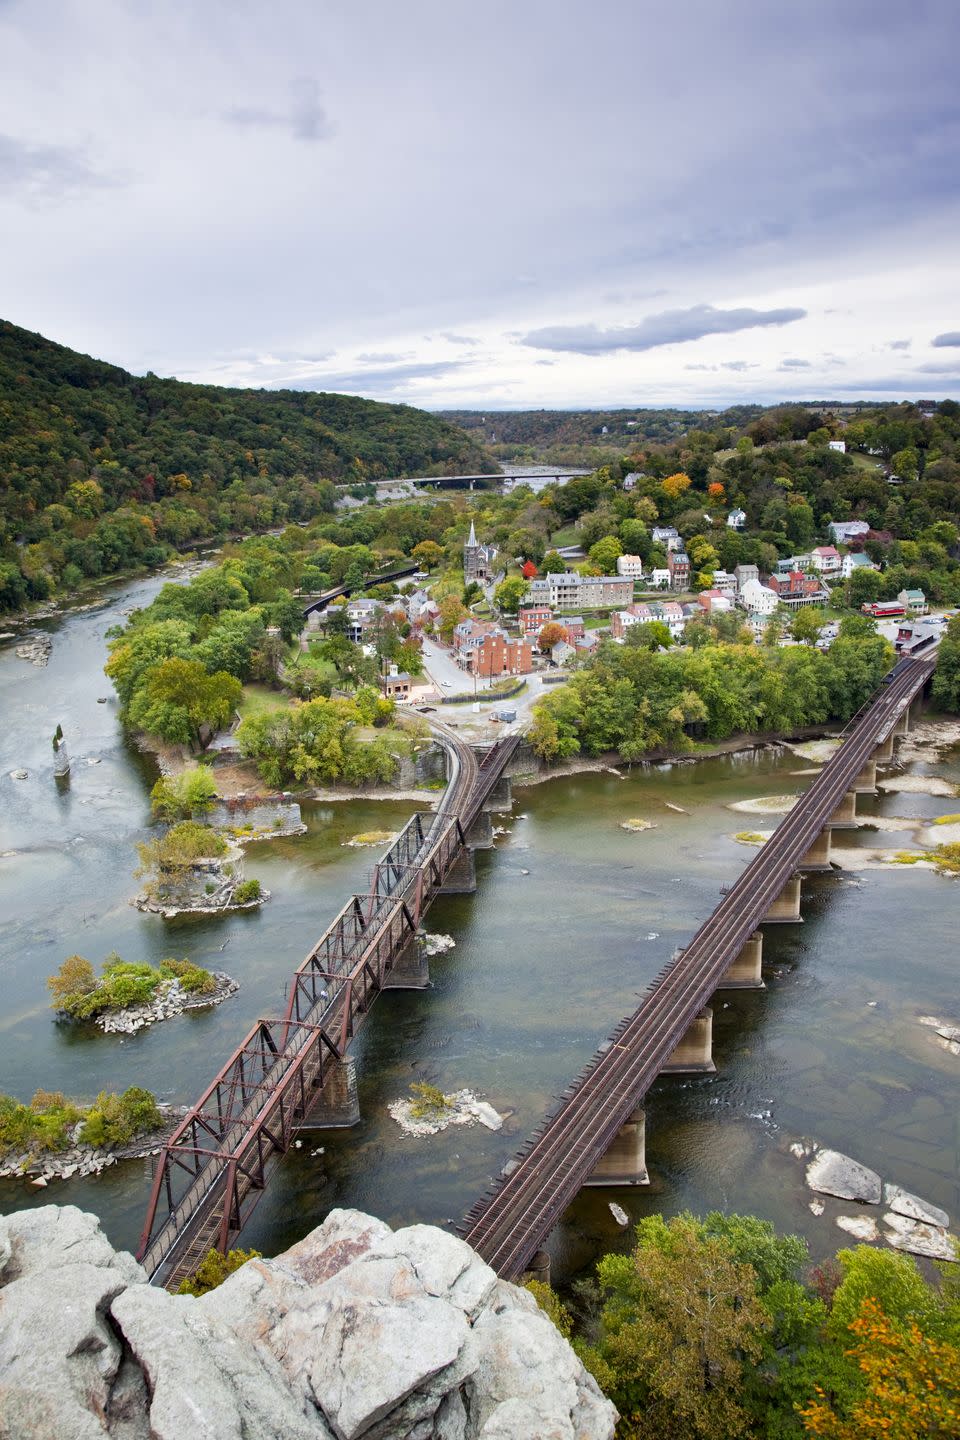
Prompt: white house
<box><xmin>734</xmin><ymin>563</ymin><xmax>759</xmax><ymax>592</ymax></box>
<box><xmin>649</xmin><ymin>568</ymin><xmax>671</xmax><ymax>589</ymax></box>
<box><xmin>841</xmin><ymin>551</ymin><xmax>878</xmax><ymax>580</ymax></box>
<box><xmin>616</xmin><ymin>554</ymin><xmax>644</xmax><ymax>579</ymax></box>
<box><xmin>652</xmin><ymin>526</ymin><xmax>681</xmax><ymax>551</ymax></box>
<box><xmin>737</xmin><ymin>578</ymin><xmax>778</xmax><ymax>615</ymax></box>
<box><xmin>828</xmin><ymin>440</ymin><xmax>846</xmax><ymax>453</ymax></box>
<box><xmin>828</xmin><ymin>520</ymin><xmax>871</xmax><ymax>545</ymax></box>
<box><xmin>622</xmin><ymin>471</ymin><xmax>644</xmax><ymax>490</ymax></box>
<box><xmin>727</xmin><ymin>508</ymin><xmax>747</xmax><ymax>530</ymax></box>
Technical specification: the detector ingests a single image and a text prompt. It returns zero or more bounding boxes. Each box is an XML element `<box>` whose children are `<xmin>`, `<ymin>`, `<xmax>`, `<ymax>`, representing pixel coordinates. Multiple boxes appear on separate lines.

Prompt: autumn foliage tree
<box><xmin>661</xmin><ymin>472</ymin><xmax>693</xmax><ymax>501</ymax></box>
<box><xmin>537</xmin><ymin>621</ymin><xmax>569</xmax><ymax>653</ymax></box>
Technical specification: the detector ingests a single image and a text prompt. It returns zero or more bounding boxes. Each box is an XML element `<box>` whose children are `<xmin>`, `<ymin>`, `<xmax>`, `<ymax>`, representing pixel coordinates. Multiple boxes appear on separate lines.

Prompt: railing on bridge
<box><xmin>138</xmin><ymin>733</ymin><xmax>519</xmax><ymax>1286</ymax></box>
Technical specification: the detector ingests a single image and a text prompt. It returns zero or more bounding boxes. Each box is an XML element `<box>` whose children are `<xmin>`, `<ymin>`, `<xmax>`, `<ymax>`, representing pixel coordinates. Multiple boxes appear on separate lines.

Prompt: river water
<box><xmin>1</xmin><ymin>573</ymin><xmax>957</xmax><ymax>1276</ymax></box>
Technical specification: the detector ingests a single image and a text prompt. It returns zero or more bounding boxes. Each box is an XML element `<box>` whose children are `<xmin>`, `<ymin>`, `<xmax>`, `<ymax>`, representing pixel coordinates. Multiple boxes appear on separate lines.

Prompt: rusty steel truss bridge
<box><xmin>138</xmin><ymin>724</ymin><xmax>520</xmax><ymax>1287</ymax></box>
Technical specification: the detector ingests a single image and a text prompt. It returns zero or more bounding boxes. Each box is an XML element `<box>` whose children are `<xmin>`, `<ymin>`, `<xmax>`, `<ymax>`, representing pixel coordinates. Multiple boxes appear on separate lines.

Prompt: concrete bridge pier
<box><xmin>874</xmin><ymin>733</ymin><xmax>896</xmax><ymax>763</ymax></box>
<box><xmin>852</xmin><ymin>758</ymin><xmax>878</xmax><ymax>793</ymax></box>
<box><xmin>466</xmin><ymin>811</ymin><xmax>494</xmax><ymax>849</ymax></box>
<box><xmin>896</xmin><ymin>706</ymin><xmax>911</xmax><ymax>735</ymax></box>
<box><xmin>763</xmin><ymin>872</ymin><xmax>803</xmax><ymax>923</ymax></box>
<box><xmin>303</xmin><ymin>1056</ymin><xmax>360</xmax><ymax>1129</ymax></box>
<box><xmin>523</xmin><ymin>1249</ymin><xmax>552</xmax><ymax>1287</ymax></box>
<box><xmin>383</xmin><ymin>935</ymin><xmax>430</xmax><ymax>990</ymax></box>
<box><xmin>660</xmin><ymin>1008</ymin><xmax>715</xmax><ymax>1074</ymax></box>
<box><xmin>828</xmin><ymin>790</ymin><xmax>858</xmax><ymax>828</ymax></box>
<box><xmin>718</xmin><ymin>931</ymin><xmax>765</xmax><ymax>990</ymax></box>
<box><xmin>585</xmin><ymin>1107</ymin><xmax>649</xmax><ymax>1186</ymax></box>
<box><xmin>798</xmin><ymin>828</ymin><xmax>833</xmax><ymax>872</ymax></box>
<box><xmin>483</xmin><ymin>776</ymin><xmax>513</xmax><ymax>813</ymax></box>
<box><xmin>439</xmin><ymin>847</ymin><xmax>477</xmax><ymax>894</ymax></box>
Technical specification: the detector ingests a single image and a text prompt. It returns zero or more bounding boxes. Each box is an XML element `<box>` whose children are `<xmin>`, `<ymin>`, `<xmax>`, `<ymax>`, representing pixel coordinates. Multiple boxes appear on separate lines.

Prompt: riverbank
<box><xmin>0</xmin><ymin>1105</ymin><xmax>188</xmax><ymax>1186</ymax></box>
<box><xmin>511</xmin><ymin>722</ymin><xmax>843</xmax><ymax>788</ymax></box>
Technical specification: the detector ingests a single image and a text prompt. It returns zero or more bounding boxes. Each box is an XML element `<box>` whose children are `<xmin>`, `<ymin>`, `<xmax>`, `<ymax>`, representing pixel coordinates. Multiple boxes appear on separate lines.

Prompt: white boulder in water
<box><xmin>883</xmin><ymin>1183</ymin><xmax>949</xmax><ymax>1229</ymax></box>
<box><xmin>883</xmin><ymin>1212</ymin><xmax>958</xmax><ymax>1261</ymax></box>
<box><xmin>806</xmin><ymin>1149</ymin><xmax>882</xmax><ymax>1204</ymax></box>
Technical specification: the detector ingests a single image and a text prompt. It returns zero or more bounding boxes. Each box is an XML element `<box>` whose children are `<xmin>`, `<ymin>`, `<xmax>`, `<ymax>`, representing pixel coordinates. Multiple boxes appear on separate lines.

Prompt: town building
<box><xmin>727</xmin><ymin>508</ymin><xmax>747</xmax><ymax>530</ymax></box>
<box><xmin>810</xmin><ymin>545</ymin><xmax>842</xmax><ymax>580</ymax></box>
<box><xmin>616</xmin><ymin>554</ymin><xmax>644</xmax><ymax>579</ymax></box>
<box><xmin>652</xmin><ymin>526</ymin><xmax>681</xmax><ymax>550</ymax></box>
<box><xmin>463</xmin><ymin>521</ymin><xmax>498</xmax><ymax>584</ymax></box>
<box><xmin>551</xmin><ymin>638</ymin><xmax>576</xmax><ymax>666</ymax></box>
<box><xmin>345</xmin><ymin>598</ymin><xmax>382</xmax><ymax>644</ymax></box>
<box><xmin>380</xmin><ymin>669</ymin><xmax>412</xmax><ymax>701</ymax></box>
<box><xmin>622</xmin><ymin>471</ymin><xmax>644</xmax><ymax>490</ymax></box>
<box><xmin>775</xmin><ymin>553</ymin><xmax>813</xmax><ymax>574</ymax></box>
<box><xmin>667</xmin><ymin>550</ymin><xmax>690</xmax><ymax>591</ymax></box>
<box><xmin>697</xmin><ymin>589</ymin><xmax>733</xmax><ymax>614</ymax></box>
<box><xmin>456</xmin><ymin>624</ymin><xmax>533</xmax><ymax>678</ymax></box>
<box><xmin>841</xmin><ymin>550</ymin><xmax>878</xmax><ymax>580</ymax></box>
<box><xmin>563</xmin><ymin>615</ymin><xmax>585</xmax><ymax>641</ymax></box>
<box><xmin>527</xmin><ymin>573</ymin><xmax>634</xmax><ymax>610</ymax></box>
<box><xmin>736</xmin><ymin>578</ymin><xmax>778</xmax><ymax>615</ymax></box>
<box><xmin>828</xmin><ymin>440</ymin><xmax>846</xmax><ymax>453</ymax></box>
<box><xmin>734</xmin><ymin>563</ymin><xmax>759</xmax><ymax>592</ymax></box>
<box><xmin>897</xmin><ymin>588</ymin><xmax>928</xmax><ymax>615</ymax></box>
<box><xmin>518</xmin><ymin>605</ymin><xmax>553</xmax><ymax>638</ymax></box>
<box><xmin>710</xmin><ymin>569</ymin><xmax>737</xmax><ymax>596</ymax></box>
<box><xmin>828</xmin><ymin>519</ymin><xmax>871</xmax><ymax>545</ymax></box>
<box><xmin>766</xmin><ymin>571</ymin><xmax>829</xmax><ymax>609</ymax></box>
<box><xmin>649</xmin><ymin>568</ymin><xmax>671</xmax><ymax>589</ymax></box>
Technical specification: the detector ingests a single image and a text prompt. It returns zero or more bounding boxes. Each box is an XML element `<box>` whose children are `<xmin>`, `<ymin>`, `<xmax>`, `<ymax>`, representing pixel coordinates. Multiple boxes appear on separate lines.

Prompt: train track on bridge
<box><xmin>138</xmin><ymin>720</ymin><xmax>518</xmax><ymax>1288</ymax></box>
<box><xmin>461</xmin><ymin>655</ymin><xmax>936</xmax><ymax>1279</ymax></box>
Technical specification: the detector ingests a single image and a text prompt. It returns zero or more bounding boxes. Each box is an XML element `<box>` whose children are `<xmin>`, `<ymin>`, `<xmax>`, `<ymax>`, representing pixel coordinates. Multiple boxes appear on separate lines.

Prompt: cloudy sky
<box><xmin>3</xmin><ymin>0</ymin><xmax>960</xmax><ymax>409</ymax></box>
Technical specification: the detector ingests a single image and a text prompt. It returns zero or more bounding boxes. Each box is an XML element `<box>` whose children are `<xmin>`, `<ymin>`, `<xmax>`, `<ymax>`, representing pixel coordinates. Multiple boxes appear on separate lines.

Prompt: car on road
<box><xmin>417</xmin><ymin>706</ymin><xmax>436</xmax><ymax>713</ymax></box>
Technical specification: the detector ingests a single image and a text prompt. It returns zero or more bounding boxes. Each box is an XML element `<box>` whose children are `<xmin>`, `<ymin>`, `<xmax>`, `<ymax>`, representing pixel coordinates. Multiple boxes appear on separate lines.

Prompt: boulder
<box><xmin>805</xmin><ymin>1149</ymin><xmax>882</xmax><ymax>1204</ymax></box>
<box><xmin>882</xmin><ymin>1213</ymin><xmax>958</xmax><ymax>1262</ymax></box>
<box><xmin>883</xmin><ymin>1183</ymin><xmax>950</xmax><ymax>1229</ymax></box>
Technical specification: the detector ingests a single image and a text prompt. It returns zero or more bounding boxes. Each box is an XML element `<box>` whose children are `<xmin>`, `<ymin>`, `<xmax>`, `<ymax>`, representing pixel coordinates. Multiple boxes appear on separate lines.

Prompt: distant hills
<box><xmin>0</xmin><ymin>320</ymin><xmax>491</xmax><ymax>610</ymax></box>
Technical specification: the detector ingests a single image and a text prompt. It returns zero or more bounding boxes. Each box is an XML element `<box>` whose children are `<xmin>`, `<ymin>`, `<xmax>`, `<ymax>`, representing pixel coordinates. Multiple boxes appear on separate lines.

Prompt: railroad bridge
<box><xmin>460</xmin><ymin>654</ymin><xmax>937</xmax><ymax>1281</ymax></box>
<box><xmin>138</xmin><ymin>724</ymin><xmax>519</xmax><ymax>1288</ymax></box>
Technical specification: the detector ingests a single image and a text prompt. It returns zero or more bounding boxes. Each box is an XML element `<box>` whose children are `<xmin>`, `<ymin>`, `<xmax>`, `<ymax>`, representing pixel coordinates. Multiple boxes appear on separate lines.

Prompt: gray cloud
<box><xmin>932</xmin><ymin>332</ymin><xmax>960</xmax><ymax>348</ymax></box>
<box><xmin>888</xmin><ymin>339</ymin><xmax>911</xmax><ymax>350</ymax></box>
<box><xmin>293</xmin><ymin>359</ymin><xmax>471</xmax><ymax>395</ymax></box>
<box><xmin>0</xmin><ymin>132</ymin><xmax>119</xmax><ymax>201</ymax></box>
<box><xmin>521</xmin><ymin>304</ymin><xmax>807</xmax><ymax>355</ymax></box>
<box><xmin>722</xmin><ymin>360</ymin><xmax>757</xmax><ymax>371</ymax></box>
<box><xmin>438</xmin><ymin>332</ymin><xmax>480</xmax><ymax>346</ymax></box>
<box><xmin>779</xmin><ymin>358</ymin><xmax>811</xmax><ymax>370</ymax></box>
<box><xmin>223</xmin><ymin>79</ymin><xmax>333</xmax><ymax>142</ymax></box>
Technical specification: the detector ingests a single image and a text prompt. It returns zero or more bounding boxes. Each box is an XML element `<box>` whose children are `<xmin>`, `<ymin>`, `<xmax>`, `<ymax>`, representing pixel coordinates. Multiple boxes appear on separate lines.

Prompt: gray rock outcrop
<box><xmin>805</xmin><ymin>1148</ymin><xmax>882</xmax><ymax>1204</ymax></box>
<box><xmin>0</xmin><ymin>1205</ymin><xmax>616</xmax><ymax>1440</ymax></box>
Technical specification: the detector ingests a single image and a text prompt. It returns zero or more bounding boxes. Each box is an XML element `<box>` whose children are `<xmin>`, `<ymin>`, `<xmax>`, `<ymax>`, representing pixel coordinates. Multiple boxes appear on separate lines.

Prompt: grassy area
<box><xmin>236</xmin><ymin>684</ymin><xmax>290</xmax><ymax>723</ymax></box>
<box><xmin>548</xmin><ymin>525</ymin><xmax>580</xmax><ymax>548</ymax></box>
<box><xmin>848</xmin><ymin>450</ymin><xmax>884</xmax><ymax>473</ymax></box>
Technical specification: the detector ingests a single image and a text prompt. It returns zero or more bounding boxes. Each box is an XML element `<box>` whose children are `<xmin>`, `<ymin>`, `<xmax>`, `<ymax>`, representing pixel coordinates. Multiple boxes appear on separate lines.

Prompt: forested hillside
<box><xmin>0</xmin><ymin>320</ymin><xmax>490</xmax><ymax>610</ymax></box>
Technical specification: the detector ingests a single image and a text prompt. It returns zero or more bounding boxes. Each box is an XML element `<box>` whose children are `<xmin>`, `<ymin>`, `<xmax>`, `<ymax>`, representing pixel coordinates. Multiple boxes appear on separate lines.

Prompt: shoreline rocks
<box><xmin>0</xmin><ymin>1204</ymin><xmax>617</xmax><ymax>1439</ymax></box>
<box><xmin>389</xmin><ymin>1088</ymin><xmax>504</xmax><ymax>1138</ymax></box>
<box><xmin>0</xmin><ymin>1107</ymin><xmax>188</xmax><ymax>1185</ymax></box>
<box><xmin>14</xmin><ymin>635</ymin><xmax>52</xmax><ymax>667</ymax></box>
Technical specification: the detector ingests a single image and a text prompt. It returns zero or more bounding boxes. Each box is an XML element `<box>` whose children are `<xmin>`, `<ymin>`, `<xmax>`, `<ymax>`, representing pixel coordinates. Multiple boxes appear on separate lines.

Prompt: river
<box><xmin>0</xmin><ymin>572</ymin><xmax>957</xmax><ymax>1277</ymax></box>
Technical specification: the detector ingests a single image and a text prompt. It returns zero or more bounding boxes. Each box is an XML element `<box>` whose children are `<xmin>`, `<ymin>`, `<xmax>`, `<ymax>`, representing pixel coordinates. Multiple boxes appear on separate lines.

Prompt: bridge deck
<box><xmin>139</xmin><ymin>729</ymin><xmax>518</xmax><ymax>1287</ymax></box>
<box><xmin>461</xmin><ymin>657</ymin><xmax>934</xmax><ymax>1279</ymax></box>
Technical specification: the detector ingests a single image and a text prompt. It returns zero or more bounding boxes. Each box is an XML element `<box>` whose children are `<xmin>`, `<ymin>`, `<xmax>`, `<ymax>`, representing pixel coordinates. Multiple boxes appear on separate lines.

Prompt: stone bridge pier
<box><xmin>763</xmin><ymin>872</ymin><xmax>803</xmax><ymax>922</ymax></box>
<box><xmin>302</xmin><ymin>1056</ymin><xmax>361</xmax><ymax>1129</ymax></box>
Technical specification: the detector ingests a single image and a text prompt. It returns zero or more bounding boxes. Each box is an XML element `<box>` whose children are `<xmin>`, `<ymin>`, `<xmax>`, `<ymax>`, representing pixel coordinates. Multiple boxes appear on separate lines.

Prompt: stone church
<box><xmin>463</xmin><ymin>521</ymin><xmax>497</xmax><ymax>584</ymax></box>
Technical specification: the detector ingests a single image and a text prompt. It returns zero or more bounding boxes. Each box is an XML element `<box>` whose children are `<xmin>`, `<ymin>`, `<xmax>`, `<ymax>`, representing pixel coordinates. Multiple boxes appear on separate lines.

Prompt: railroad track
<box><xmin>462</xmin><ymin>658</ymin><xmax>934</xmax><ymax>1278</ymax></box>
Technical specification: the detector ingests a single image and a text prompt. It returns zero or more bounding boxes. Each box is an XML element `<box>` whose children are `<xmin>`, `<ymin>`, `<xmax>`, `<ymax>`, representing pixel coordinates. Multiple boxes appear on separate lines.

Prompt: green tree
<box><xmin>580</xmin><ymin>1213</ymin><xmax>771</xmax><ymax>1440</ymax></box>
<box><xmin>588</xmin><ymin>535</ymin><xmax>623</xmax><ymax>574</ymax></box>
<box><xmin>791</xmin><ymin>608</ymin><xmax>822</xmax><ymax>645</ymax></box>
<box><xmin>127</xmin><ymin>659</ymin><xmax>241</xmax><ymax>746</ymax></box>
<box><xmin>933</xmin><ymin>616</ymin><xmax>960</xmax><ymax>711</ymax></box>
<box><xmin>542</xmin><ymin>550</ymin><xmax>567</xmax><ymax>574</ymax></box>
<box><xmin>150</xmin><ymin>765</ymin><xmax>218</xmax><ymax>820</ymax></box>
<box><xmin>411</xmin><ymin>540</ymin><xmax>443</xmax><ymax>571</ymax></box>
<box><xmin>494</xmin><ymin>575</ymin><xmax>529</xmax><ymax>613</ymax></box>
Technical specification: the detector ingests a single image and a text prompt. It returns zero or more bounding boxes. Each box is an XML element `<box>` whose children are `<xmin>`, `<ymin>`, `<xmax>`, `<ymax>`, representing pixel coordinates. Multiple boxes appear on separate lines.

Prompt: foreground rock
<box><xmin>0</xmin><ymin>1205</ymin><xmax>616</xmax><ymax>1440</ymax></box>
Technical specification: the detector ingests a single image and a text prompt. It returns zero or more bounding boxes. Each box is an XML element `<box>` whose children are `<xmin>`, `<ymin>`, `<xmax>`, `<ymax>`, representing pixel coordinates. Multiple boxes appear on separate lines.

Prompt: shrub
<box><xmin>176</xmin><ymin>1246</ymin><xmax>262</xmax><ymax>1296</ymax></box>
<box><xmin>0</xmin><ymin>1086</ymin><xmax>162</xmax><ymax>1157</ymax></box>
<box><xmin>232</xmin><ymin>878</ymin><xmax>262</xmax><ymax>904</ymax></box>
<box><xmin>150</xmin><ymin>765</ymin><xmax>218</xmax><ymax>821</ymax></box>
<box><xmin>408</xmin><ymin>1082</ymin><xmax>452</xmax><ymax>1119</ymax></box>
<box><xmin>48</xmin><ymin>952</ymin><xmax>217</xmax><ymax>1018</ymax></box>
<box><xmin>934</xmin><ymin>841</ymin><xmax>960</xmax><ymax>874</ymax></box>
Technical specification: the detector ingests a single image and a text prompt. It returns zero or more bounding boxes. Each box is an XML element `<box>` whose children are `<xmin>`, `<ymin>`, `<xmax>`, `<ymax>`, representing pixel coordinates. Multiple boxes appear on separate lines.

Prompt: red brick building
<box><xmin>518</xmin><ymin>605</ymin><xmax>553</xmax><ymax>637</ymax></box>
<box><xmin>462</xmin><ymin>629</ymin><xmax>534</xmax><ymax>678</ymax></box>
